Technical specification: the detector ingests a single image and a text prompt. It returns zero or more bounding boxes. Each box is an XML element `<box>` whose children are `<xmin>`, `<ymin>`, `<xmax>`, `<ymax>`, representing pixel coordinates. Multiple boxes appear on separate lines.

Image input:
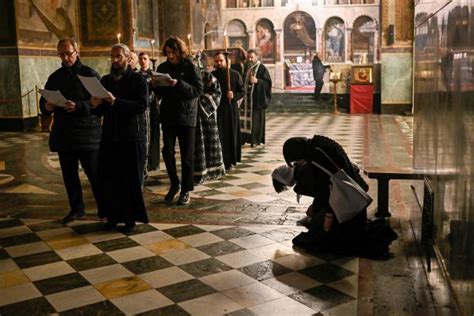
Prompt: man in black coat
<box><xmin>91</xmin><ymin>44</ymin><xmax>149</xmax><ymax>234</ymax></box>
<box><xmin>212</xmin><ymin>52</ymin><xmax>245</xmax><ymax>170</ymax></box>
<box><xmin>40</xmin><ymin>38</ymin><xmax>102</xmax><ymax>224</ymax></box>
<box><xmin>312</xmin><ymin>52</ymin><xmax>331</xmax><ymax>100</ymax></box>
<box><xmin>241</xmin><ymin>49</ymin><xmax>272</xmax><ymax>147</ymax></box>
<box><xmin>154</xmin><ymin>37</ymin><xmax>203</xmax><ymax>205</ymax></box>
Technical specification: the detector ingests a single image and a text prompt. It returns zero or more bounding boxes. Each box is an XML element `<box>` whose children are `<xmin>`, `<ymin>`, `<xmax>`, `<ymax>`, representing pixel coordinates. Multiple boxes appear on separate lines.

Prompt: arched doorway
<box><xmin>352</xmin><ymin>16</ymin><xmax>376</xmax><ymax>64</ymax></box>
<box><xmin>324</xmin><ymin>17</ymin><xmax>345</xmax><ymax>63</ymax></box>
<box><xmin>227</xmin><ymin>19</ymin><xmax>248</xmax><ymax>50</ymax></box>
<box><xmin>283</xmin><ymin>11</ymin><xmax>316</xmax><ymax>88</ymax></box>
<box><xmin>283</xmin><ymin>11</ymin><xmax>316</xmax><ymax>63</ymax></box>
<box><xmin>255</xmin><ymin>18</ymin><xmax>276</xmax><ymax>63</ymax></box>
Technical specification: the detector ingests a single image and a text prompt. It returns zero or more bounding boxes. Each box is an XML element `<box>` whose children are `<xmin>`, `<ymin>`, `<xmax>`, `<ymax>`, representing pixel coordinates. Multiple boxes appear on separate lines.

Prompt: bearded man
<box><xmin>241</xmin><ymin>49</ymin><xmax>272</xmax><ymax>147</ymax></box>
<box><xmin>90</xmin><ymin>44</ymin><xmax>149</xmax><ymax>234</ymax></box>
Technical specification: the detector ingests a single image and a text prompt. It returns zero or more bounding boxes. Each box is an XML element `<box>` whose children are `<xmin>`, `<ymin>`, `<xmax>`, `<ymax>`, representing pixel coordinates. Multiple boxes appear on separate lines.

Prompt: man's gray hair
<box><xmin>57</xmin><ymin>38</ymin><xmax>78</xmax><ymax>50</ymax></box>
<box><xmin>112</xmin><ymin>43</ymin><xmax>131</xmax><ymax>57</ymax></box>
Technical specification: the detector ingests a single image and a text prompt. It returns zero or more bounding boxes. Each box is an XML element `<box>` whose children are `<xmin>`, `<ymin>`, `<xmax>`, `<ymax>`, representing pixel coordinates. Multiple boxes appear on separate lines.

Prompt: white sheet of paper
<box><xmin>77</xmin><ymin>75</ymin><xmax>110</xmax><ymax>98</ymax></box>
<box><xmin>38</xmin><ymin>89</ymin><xmax>67</xmax><ymax>107</ymax></box>
<box><xmin>151</xmin><ymin>72</ymin><xmax>173</xmax><ymax>87</ymax></box>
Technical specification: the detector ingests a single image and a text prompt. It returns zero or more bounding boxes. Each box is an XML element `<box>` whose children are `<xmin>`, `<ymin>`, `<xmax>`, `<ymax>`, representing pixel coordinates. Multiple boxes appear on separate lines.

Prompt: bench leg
<box><xmin>375</xmin><ymin>178</ymin><xmax>391</xmax><ymax>218</ymax></box>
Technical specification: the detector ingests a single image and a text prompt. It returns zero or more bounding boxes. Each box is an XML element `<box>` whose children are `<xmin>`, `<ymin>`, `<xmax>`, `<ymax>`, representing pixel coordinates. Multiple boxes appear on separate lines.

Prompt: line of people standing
<box><xmin>41</xmin><ymin>36</ymin><xmax>272</xmax><ymax>234</ymax></box>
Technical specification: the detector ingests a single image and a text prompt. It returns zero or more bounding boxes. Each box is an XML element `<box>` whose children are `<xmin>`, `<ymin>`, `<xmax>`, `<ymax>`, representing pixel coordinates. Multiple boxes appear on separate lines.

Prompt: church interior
<box><xmin>0</xmin><ymin>0</ymin><xmax>473</xmax><ymax>315</ymax></box>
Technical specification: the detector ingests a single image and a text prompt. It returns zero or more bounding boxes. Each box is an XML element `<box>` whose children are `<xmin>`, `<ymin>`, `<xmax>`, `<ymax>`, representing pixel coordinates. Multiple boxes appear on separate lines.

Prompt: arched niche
<box><xmin>255</xmin><ymin>18</ymin><xmax>276</xmax><ymax>63</ymax></box>
<box><xmin>324</xmin><ymin>17</ymin><xmax>345</xmax><ymax>63</ymax></box>
<box><xmin>283</xmin><ymin>11</ymin><xmax>316</xmax><ymax>63</ymax></box>
<box><xmin>352</xmin><ymin>15</ymin><xmax>376</xmax><ymax>64</ymax></box>
<box><xmin>227</xmin><ymin>19</ymin><xmax>248</xmax><ymax>50</ymax></box>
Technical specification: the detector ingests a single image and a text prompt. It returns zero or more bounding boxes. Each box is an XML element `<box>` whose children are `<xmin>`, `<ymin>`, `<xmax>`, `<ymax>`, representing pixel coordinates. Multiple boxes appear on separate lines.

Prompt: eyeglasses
<box><xmin>58</xmin><ymin>50</ymin><xmax>76</xmax><ymax>58</ymax></box>
<box><xmin>110</xmin><ymin>54</ymin><xmax>126</xmax><ymax>61</ymax></box>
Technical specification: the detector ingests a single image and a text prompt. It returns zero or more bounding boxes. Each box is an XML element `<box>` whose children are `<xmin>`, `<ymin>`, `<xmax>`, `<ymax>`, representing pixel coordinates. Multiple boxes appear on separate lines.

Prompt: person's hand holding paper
<box><xmin>38</xmin><ymin>89</ymin><xmax>68</xmax><ymax>110</ymax></box>
<box><xmin>151</xmin><ymin>72</ymin><xmax>177</xmax><ymax>87</ymax></box>
<box><xmin>78</xmin><ymin>75</ymin><xmax>110</xmax><ymax>98</ymax></box>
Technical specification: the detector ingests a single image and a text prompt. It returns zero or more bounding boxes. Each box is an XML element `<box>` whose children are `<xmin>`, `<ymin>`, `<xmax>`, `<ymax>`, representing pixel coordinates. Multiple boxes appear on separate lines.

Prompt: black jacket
<box><xmin>312</xmin><ymin>57</ymin><xmax>330</xmax><ymax>81</ymax></box>
<box><xmin>154</xmin><ymin>58</ymin><xmax>203</xmax><ymax>127</ymax></box>
<box><xmin>40</xmin><ymin>58</ymin><xmax>101</xmax><ymax>152</ymax></box>
<box><xmin>94</xmin><ymin>68</ymin><xmax>148</xmax><ymax>143</ymax></box>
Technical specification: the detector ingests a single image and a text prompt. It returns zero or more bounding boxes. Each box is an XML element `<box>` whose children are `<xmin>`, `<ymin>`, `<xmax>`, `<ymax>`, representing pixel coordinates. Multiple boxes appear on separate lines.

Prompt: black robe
<box><xmin>93</xmin><ymin>68</ymin><xmax>149</xmax><ymax>225</ymax></box>
<box><xmin>212</xmin><ymin>68</ymin><xmax>245</xmax><ymax>168</ymax></box>
<box><xmin>139</xmin><ymin>69</ymin><xmax>160</xmax><ymax>173</ymax></box>
<box><xmin>241</xmin><ymin>62</ymin><xmax>272</xmax><ymax>145</ymax></box>
<box><xmin>285</xmin><ymin>136</ymin><xmax>397</xmax><ymax>257</ymax></box>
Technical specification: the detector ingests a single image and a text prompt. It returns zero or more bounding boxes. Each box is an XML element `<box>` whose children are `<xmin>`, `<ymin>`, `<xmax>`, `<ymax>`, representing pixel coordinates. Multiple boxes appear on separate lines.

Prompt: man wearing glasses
<box><xmin>40</xmin><ymin>38</ymin><xmax>102</xmax><ymax>224</ymax></box>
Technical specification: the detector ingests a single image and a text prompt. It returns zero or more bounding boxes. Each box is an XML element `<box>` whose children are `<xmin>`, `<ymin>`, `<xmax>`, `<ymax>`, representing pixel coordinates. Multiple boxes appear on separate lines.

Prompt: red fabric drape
<box><xmin>350</xmin><ymin>85</ymin><xmax>373</xmax><ymax>114</ymax></box>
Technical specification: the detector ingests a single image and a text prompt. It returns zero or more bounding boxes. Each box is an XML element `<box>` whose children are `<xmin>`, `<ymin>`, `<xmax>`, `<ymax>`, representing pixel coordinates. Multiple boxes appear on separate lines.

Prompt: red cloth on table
<box><xmin>350</xmin><ymin>84</ymin><xmax>373</xmax><ymax>114</ymax></box>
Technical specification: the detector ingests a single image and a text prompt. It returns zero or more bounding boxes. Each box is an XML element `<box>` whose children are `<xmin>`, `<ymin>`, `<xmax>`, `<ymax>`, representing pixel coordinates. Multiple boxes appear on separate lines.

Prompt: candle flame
<box><xmin>187</xmin><ymin>33</ymin><xmax>191</xmax><ymax>39</ymax></box>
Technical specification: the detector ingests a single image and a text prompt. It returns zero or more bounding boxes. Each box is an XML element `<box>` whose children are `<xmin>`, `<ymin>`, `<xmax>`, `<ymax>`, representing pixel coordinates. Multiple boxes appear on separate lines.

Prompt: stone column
<box><xmin>248</xmin><ymin>30</ymin><xmax>255</xmax><ymax>49</ymax></box>
<box><xmin>316</xmin><ymin>29</ymin><xmax>324</xmax><ymax>56</ymax></box>
<box><xmin>346</xmin><ymin>28</ymin><xmax>352</xmax><ymax>63</ymax></box>
<box><xmin>275</xmin><ymin>29</ymin><xmax>282</xmax><ymax>63</ymax></box>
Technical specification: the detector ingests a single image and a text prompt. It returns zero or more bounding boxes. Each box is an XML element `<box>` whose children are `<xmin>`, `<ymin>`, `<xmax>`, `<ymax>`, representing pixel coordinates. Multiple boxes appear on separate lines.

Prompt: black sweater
<box><xmin>154</xmin><ymin>58</ymin><xmax>203</xmax><ymax>127</ymax></box>
<box><xmin>40</xmin><ymin>58</ymin><xmax>101</xmax><ymax>152</ymax></box>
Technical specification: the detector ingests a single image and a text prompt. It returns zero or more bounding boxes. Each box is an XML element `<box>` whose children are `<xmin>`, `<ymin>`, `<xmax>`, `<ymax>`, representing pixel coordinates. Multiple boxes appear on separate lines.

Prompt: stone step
<box><xmin>267</xmin><ymin>93</ymin><xmax>349</xmax><ymax>113</ymax></box>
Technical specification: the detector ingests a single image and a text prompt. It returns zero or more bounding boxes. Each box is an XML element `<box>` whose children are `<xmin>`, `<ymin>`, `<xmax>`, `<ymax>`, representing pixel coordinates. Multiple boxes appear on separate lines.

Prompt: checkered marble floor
<box><xmin>38</xmin><ymin>113</ymin><xmax>367</xmax><ymax>206</ymax></box>
<box><xmin>145</xmin><ymin>113</ymin><xmax>366</xmax><ymax>205</ymax></box>
<box><xmin>0</xmin><ymin>217</ymin><xmax>360</xmax><ymax>315</ymax></box>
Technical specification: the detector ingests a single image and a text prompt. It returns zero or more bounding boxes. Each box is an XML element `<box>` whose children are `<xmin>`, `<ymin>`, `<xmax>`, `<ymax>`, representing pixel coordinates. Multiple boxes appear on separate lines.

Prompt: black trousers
<box><xmin>162</xmin><ymin>125</ymin><xmax>195</xmax><ymax>192</ymax></box>
<box><xmin>314</xmin><ymin>79</ymin><xmax>324</xmax><ymax>99</ymax></box>
<box><xmin>58</xmin><ymin>150</ymin><xmax>101</xmax><ymax>215</ymax></box>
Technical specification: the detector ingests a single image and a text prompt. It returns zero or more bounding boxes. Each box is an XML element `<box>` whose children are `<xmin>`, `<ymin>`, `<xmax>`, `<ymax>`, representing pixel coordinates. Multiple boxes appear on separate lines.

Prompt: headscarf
<box><xmin>283</xmin><ymin>137</ymin><xmax>310</xmax><ymax>166</ymax></box>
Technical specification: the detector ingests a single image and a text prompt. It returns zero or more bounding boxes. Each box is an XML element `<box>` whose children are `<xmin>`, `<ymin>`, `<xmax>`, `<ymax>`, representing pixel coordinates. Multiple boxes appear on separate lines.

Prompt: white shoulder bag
<box><xmin>311</xmin><ymin>148</ymin><xmax>372</xmax><ymax>223</ymax></box>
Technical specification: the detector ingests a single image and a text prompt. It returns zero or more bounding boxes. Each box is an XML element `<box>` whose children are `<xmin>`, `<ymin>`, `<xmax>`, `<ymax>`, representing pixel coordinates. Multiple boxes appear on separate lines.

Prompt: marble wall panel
<box><xmin>381</xmin><ymin>53</ymin><xmax>412</xmax><ymax>104</ymax></box>
<box><xmin>413</xmin><ymin>0</ymin><xmax>474</xmax><ymax>313</ymax></box>
<box><xmin>0</xmin><ymin>57</ymin><xmax>22</xmax><ymax>117</ymax></box>
<box><xmin>18</xmin><ymin>57</ymin><xmax>59</xmax><ymax>117</ymax></box>
<box><xmin>80</xmin><ymin>57</ymin><xmax>111</xmax><ymax>77</ymax></box>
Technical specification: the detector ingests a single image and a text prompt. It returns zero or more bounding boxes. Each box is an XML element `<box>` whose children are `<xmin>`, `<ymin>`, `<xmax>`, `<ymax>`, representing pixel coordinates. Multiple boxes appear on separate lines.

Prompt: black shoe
<box><xmin>177</xmin><ymin>192</ymin><xmax>190</xmax><ymax>205</ymax></box>
<box><xmin>118</xmin><ymin>223</ymin><xmax>135</xmax><ymax>235</ymax></box>
<box><xmin>61</xmin><ymin>211</ymin><xmax>85</xmax><ymax>224</ymax></box>
<box><xmin>165</xmin><ymin>184</ymin><xmax>180</xmax><ymax>202</ymax></box>
<box><xmin>103</xmin><ymin>221</ymin><xmax>117</xmax><ymax>230</ymax></box>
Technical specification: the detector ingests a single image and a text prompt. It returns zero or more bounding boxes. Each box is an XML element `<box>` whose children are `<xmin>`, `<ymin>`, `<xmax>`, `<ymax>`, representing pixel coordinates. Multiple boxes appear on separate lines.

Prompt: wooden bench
<box><xmin>363</xmin><ymin>167</ymin><xmax>425</xmax><ymax>218</ymax></box>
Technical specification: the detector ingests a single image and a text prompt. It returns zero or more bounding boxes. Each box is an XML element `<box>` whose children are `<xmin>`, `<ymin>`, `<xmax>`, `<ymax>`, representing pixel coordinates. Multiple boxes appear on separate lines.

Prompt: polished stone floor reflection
<box><xmin>0</xmin><ymin>113</ymin><xmax>458</xmax><ymax>314</ymax></box>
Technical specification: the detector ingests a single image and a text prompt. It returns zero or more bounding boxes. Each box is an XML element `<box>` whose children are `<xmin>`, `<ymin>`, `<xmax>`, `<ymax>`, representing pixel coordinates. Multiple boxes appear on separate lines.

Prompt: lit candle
<box><xmin>187</xmin><ymin>33</ymin><xmax>192</xmax><ymax>52</ymax></box>
<box><xmin>150</xmin><ymin>39</ymin><xmax>155</xmax><ymax>58</ymax></box>
<box><xmin>117</xmin><ymin>33</ymin><xmax>121</xmax><ymax>44</ymax></box>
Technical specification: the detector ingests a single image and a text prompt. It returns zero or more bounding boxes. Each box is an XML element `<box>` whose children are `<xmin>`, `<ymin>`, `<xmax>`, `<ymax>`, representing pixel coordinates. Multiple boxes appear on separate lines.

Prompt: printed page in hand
<box><xmin>77</xmin><ymin>75</ymin><xmax>110</xmax><ymax>98</ymax></box>
<box><xmin>151</xmin><ymin>72</ymin><xmax>173</xmax><ymax>87</ymax></box>
<box><xmin>38</xmin><ymin>89</ymin><xmax>67</xmax><ymax>107</ymax></box>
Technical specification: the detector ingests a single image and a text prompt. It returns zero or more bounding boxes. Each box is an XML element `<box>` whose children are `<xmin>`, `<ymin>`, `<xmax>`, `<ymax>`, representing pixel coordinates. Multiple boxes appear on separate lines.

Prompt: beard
<box><xmin>110</xmin><ymin>63</ymin><xmax>128</xmax><ymax>80</ymax></box>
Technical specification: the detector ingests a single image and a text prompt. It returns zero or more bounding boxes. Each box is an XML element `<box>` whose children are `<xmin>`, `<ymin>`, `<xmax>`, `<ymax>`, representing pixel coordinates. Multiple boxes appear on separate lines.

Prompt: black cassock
<box><xmin>212</xmin><ymin>68</ymin><xmax>245</xmax><ymax>169</ymax></box>
<box><xmin>94</xmin><ymin>68</ymin><xmax>149</xmax><ymax>225</ymax></box>
<box><xmin>241</xmin><ymin>62</ymin><xmax>272</xmax><ymax>146</ymax></box>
